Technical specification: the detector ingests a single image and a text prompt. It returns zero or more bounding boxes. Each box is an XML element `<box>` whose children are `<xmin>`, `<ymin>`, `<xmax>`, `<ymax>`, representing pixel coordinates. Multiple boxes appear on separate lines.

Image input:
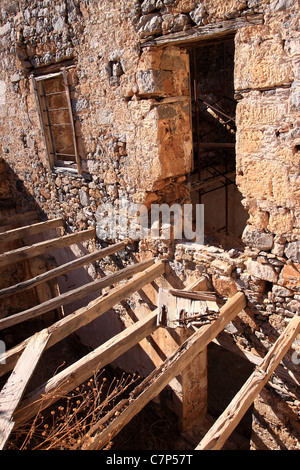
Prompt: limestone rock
<box><xmin>141</xmin><ymin>0</ymin><xmax>157</xmax><ymax>14</ymax></box>
<box><xmin>137</xmin><ymin>13</ymin><xmax>162</xmax><ymax>37</ymax></box>
<box><xmin>284</xmin><ymin>241</ymin><xmax>300</xmax><ymax>263</ymax></box>
<box><xmin>189</xmin><ymin>4</ymin><xmax>207</xmax><ymax>25</ymax></box>
<box><xmin>242</xmin><ymin>226</ymin><xmax>274</xmax><ymax>251</ymax></box>
<box><xmin>279</xmin><ymin>264</ymin><xmax>300</xmax><ymax>292</ymax></box>
<box><xmin>246</xmin><ymin>260</ymin><xmax>278</xmax><ymax>283</ymax></box>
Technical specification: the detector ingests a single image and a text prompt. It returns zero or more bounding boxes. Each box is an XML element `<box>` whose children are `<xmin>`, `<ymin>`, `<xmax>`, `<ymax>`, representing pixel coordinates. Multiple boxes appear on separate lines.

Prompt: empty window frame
<box><xmin>32</xmin><ymin>69</ymin><xmax>81</xmax><ymax>174</ymax></box>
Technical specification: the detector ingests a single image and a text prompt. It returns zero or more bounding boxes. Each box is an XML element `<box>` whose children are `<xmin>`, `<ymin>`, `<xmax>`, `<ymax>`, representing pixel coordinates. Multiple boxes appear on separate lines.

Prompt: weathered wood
<box><xmin>0</xmin><ymin>241</ymin><xmax>127</xmax><ymax>300</ymax></box>
<box><xmin>13</xmin><ymin>277</ymin><xmax>195</xmax><ymax>427</ymax></box>
<box><xmin>0</xmin><ymin>227</ymin><xmax>95</xmax><ymax>268</ymax></box>
<box><xmin>196</xmin><ymin>315</ymin><xmax>300</xmax><ymax>450</ymax></box>
<box><xmin>0</xmin><ymin>260</ymin><xmax>165</xmax><ymax>378</ymax></box>
<box><xmin>0</xmin><ymin>217</ymin><xmax>64</xmax><ymax>244</ymax></box>
<box><xmin>32</xmin><ymin>77</ymin><xmax>55</xmax><ymax>169</ymax></box>
<box><xmin>15</xmin><ymin>310</ymin><xmax>159</xmax><ymax>425</ymax></box>
<box><xmin>168</xmin><ymin>289</ymin><xmax>217</xmax><ymax>301</ymax></box>
<box><xmin>0</xmin><ymin>330</ymin><xmax>50</xmax><ymax>450</ymax></box>
<box><xmin>0</xmin><ymin>211</ymin><xmax>38</xmax><ymax>229</ymax></box>
<box><xmin>78</xmin><ymin>292</ymin><xmax>246</xmax><ymax>449</ymax></box>
<box><xmin>0</xmin><ymin>258</ymin><xmax>155</xmax><ymax>330</ymax></box>
<box><xmin>62</xmin><ymin>68</ymin><xmax>81</xmax><ymax>174</ymax></box>
<box><xmin>141</xmin><ymin>14</ymin><xmax>264</xmax><ymax>48</ymax></box>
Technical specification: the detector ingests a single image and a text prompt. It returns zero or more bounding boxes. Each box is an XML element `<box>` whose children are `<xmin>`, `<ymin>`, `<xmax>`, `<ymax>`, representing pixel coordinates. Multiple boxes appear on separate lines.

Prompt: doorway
<box><xmin>188</xmin><ymin>38</ymin><xmax>248</xmax><ymax>246</ymax></box>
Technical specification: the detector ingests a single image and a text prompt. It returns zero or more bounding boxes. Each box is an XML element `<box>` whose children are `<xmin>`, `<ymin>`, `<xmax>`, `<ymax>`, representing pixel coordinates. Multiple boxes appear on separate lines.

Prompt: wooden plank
<box><xmin>0</xmin><ymin>211</ymin><xmax>38</xmax><ymax>229</ymax></box>
<box><xmin>196</xmin><ymin>315</ymin><xmax>300</xmax><ymax>450</ymax></box>
<box><xmin>0</xmin><ymin>330</ymin><xmax>50</xmax><ymax>450</ymax></box>
<box><xmin>77</xmin><ymin>292</ymin><xmax>246</xmax><ymax>449</ymax></box>
<box><xmin>168</xmin><ymin>289</ymin><xmax>217</xmax><ymax>301</ymax></box>
<box><xmin>141</xmin><ymin>14</ymin><xmax>264</xmax><ymax>48</ymax></box>
<box><xmin>0</xmin><ymin>217</ymin><xmax>64</xmax><ymax>244</ymax></box>
<box><xmin>0</xmin><ymin>260</ymin><xmax>165</xmax><ymax>378</ymax></box>
<box><xmin>0</xmin><ymin>241</ymin><xmax>128</xmax><ymax>300</ymax></box>
<box><xmin>0</xmin><ymin>258</ymin><xmax>156</xmax><ymax>330</ymax></box>
<box><xmin>15</xmin><ymin>310</ymin><xmax>159</xmax><ymax>425</ymax></box>
<box><xmin>14</xmin><ymin>275</ymin><xmax>195</xmax><ymax>426</ymax></box>
<box><xmin>34</xmin><ymin>71</ymin><xmax>63</xmax><ymax>81</ymax></box>
<box><xmin>0</xmin><ymin>227</ymin><xmax>95</xmax><ymax>268</ymax></box>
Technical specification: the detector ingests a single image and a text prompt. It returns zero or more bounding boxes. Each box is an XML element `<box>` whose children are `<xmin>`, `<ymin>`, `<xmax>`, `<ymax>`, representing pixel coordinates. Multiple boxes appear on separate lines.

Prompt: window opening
<box><xmin>32</xmin><ymin>69</ymin><xmax>81</xmax><ymax>174</ymax></box>
<box><xmin>188</xmin><ymin>38</ymin><xmax>247</xmax><ymax>245</ymax></box>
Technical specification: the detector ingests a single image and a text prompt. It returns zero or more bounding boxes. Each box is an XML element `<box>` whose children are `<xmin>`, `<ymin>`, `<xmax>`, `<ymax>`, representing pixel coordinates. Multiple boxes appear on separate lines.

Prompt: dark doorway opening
<box><xmin>188</xmin><ymin>38</ymin><xmax>248</xmax><ymax>246</ymax></box>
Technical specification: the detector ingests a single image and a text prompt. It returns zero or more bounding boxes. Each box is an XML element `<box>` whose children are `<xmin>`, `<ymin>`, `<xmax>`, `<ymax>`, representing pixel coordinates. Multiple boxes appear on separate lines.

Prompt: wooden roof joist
<box><xmin>0</xmin><ymin>217</ymin><xmax>64</xmax><ymax>244</ymax></box>
<box><xmin>13</xmin><ymin>291</ymin><xmax>246</xmax><ymax>439</ymax></box>
<box><xmin>0</xmin><ymin>330</ymin><xmax>51</xmax><ymax>450</ymax></box>
<box><xmin>0</xmin><ymin>227</ymin><xmax>96</xmax><ymax>268</ymax></box>
<box><xmin>77</xmin><ymin>292</ymin><xmax>247</xmax><ymax>450</ymax></box>
<box><xmin>196</xmin><ymin>315</ymin><xmax>300</xmax><ymax>450</ymax></box>
<box><xmin>12</xmin><ymin>275</ymin><xmax>195</xmax><ymax>425</ymax></box>
<box><xmin>0</xmin><ymin>257</ymin><xmax>157</xmax><ymax>330</ymax></box>
<box><xmin>0</xmin><ymin>240</ymin><xmax>127</xmax><ymax>300</ymax></box>
<box><xmin>0</xmin><ymin>259</ymin><xmax>166</xmax><ymax>377</ymax></box>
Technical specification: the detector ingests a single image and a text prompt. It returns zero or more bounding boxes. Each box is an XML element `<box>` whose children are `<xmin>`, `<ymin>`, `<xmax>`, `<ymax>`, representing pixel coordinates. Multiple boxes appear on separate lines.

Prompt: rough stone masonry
<box><xmin>0</xmin><ymin>0</ymin><xmax>299</xmax><ymax>450</ymax></box>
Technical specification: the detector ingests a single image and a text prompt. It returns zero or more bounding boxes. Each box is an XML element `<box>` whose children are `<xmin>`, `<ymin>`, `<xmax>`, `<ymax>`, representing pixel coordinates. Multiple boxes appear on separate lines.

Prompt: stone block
<box><xmin>242</xmin><ymin>225</ymin><xmax>273</xmax><ymax>250</ymax></box>
<box><xmin>272</xmin><ymin>285</ymin><xmax>293</xmax><ymax>297</ymax></box>
<box><xmin>137</xmin><ymin>13</ymin><xmax>162</xmax><ymax>38</ymax></box>
<box><xmin>235</xmin><ymin>38</ymin><xmax>293</xmax><ymax>90</ymax></box>
<box><xmin>211</xmin><ymin>258</ymin><xmax>234</xmax><ymax>276</ymax></box>
<box><xmin>284</xmin><ymin>241</ymin><xmax>300</xmax><ymax>263</ymax></box>
<box><xmin>278</xmin><ymin>264</ymin><xmax>300</xmax><ymax>292</ymax></box>
<box><xmin>136</xmin><ymin>69</ymin><xmax>173</xmax><ymax>96</ymax></box>
<box><xmin>246</xmin><ymin>259</ymin><xmax>278</xmax><ymax>283</ymax></box>
<box><xmin>212</xmin><ymin>275</ymin><xmax>238</xmax><ymax>298</ymax></box>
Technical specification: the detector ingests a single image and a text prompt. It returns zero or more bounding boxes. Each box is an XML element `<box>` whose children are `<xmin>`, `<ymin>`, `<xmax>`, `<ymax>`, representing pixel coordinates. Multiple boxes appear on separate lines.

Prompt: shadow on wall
<box><xmin>0</xmin><ymin>157</ymin><xmax>45</xmax><ymax>219</ymax></box>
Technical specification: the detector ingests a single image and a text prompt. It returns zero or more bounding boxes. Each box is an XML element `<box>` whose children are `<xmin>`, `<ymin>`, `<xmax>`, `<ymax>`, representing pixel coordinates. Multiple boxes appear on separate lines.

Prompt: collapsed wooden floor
<box><xmin>0</xmin><ymin>211</ymin><xmax>299</xmax><ymax>450</ymax></box>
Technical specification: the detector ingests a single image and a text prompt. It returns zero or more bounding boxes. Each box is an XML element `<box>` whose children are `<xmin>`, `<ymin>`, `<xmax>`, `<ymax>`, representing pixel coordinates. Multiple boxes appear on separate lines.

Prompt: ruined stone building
<box><xmin>0</xmin><ymin>0</ymin><xmax>299</xmax><ymax>451</ymax></box>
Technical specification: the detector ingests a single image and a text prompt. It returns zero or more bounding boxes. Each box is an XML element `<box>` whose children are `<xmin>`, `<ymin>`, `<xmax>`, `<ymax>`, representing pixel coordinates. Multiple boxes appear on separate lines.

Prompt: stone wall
<box><xmin>0</xmin><ymin>0</ymin><xmax>299</xmax><ymax>450</ymax></box>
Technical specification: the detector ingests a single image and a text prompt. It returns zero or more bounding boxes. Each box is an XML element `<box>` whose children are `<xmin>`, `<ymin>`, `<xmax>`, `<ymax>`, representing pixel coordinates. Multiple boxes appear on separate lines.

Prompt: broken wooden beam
<box><xmin>0</xmin><ymin>330</ymin><xmax>50</xmax><ymax>450</ymax></box>
<box><xmin>196</xmin><ymin>315</ymin><xmax>300</xmax><ymax>450</ymax></box>
<box><xmin>77</xmin><ymin>292</ymin><xmax>246</xmax><ymax>449</ymax></box>
<box><xmin>0</xmin><ymin>227</ymin><xmax>96</xmax><ymax>268</ymax></box>
<box><xmin>0</xmin><ymin>260</ymin><xmax>165</xmax><ymax>378</ymax></box>
<box><xmin>0</xmin><ymin>217</ymin><xmax>64</xmax><ymax>244</ymax></box>
<box><xmin>0</xmin><ymin>240</ymin><xmax>128</xmax><ymax>300</ymax></box>
<box><xmin>0</xmin><ymin>257</ymin><xmax>155</xmax><ymax>330</ymax></box>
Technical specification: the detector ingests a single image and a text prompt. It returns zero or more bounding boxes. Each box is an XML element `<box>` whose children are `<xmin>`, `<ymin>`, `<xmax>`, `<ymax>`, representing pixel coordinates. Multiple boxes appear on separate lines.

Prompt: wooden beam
<box><xmin>0</xmin><ymin>218</ymin><xmax>64</xmax><ymax>244</ymax></box>
<box><xmin>0</xmin><ymin>258</ymin><xmax>156</xmax><ymax>330</ymax></box>
<box><xmin>0</xmin><ymin>227</ymin><xmax>95</xmax><ymax>268</ymax></box>
<box><xmin>0</xmin><ymin>211</ymin><xmax>38</xmax><ymax>229</ymax></box>
<box><xmin>0</xmin><ymin>330</ymin><xmax>50</xmax><ymax>450</ymax></box>
<box><xmin>196</xmin><ymin>315</ymin><xmax>300</xmax><ymax>450</ymax></box>
<box><xmin>0</xmin><ymin>241</ymin><xmax>128</xmax><ymax>300</ymax></box>
<box><xmin>14</xmin><ymin>274</ymin><xmax>196</xmax><ymax>427</ymax></box>
<box><xmin>15</xmin><ymin>310</ymin><xmax>159</xmax><ymax>426</ymax></box>
<box><xmin>0</xmin><ymin>260</ymin><xmax>165</xmax><ymax>378</ymax></box>
<box><xmin>77</xmin><ymin>292</ymin><xmax>246</xmax><ymax>449</ymax></box>
<box><xmin>141</xmin><ymin>14</ymin><xmax>263</xmax><ymax>48</ymax></box>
